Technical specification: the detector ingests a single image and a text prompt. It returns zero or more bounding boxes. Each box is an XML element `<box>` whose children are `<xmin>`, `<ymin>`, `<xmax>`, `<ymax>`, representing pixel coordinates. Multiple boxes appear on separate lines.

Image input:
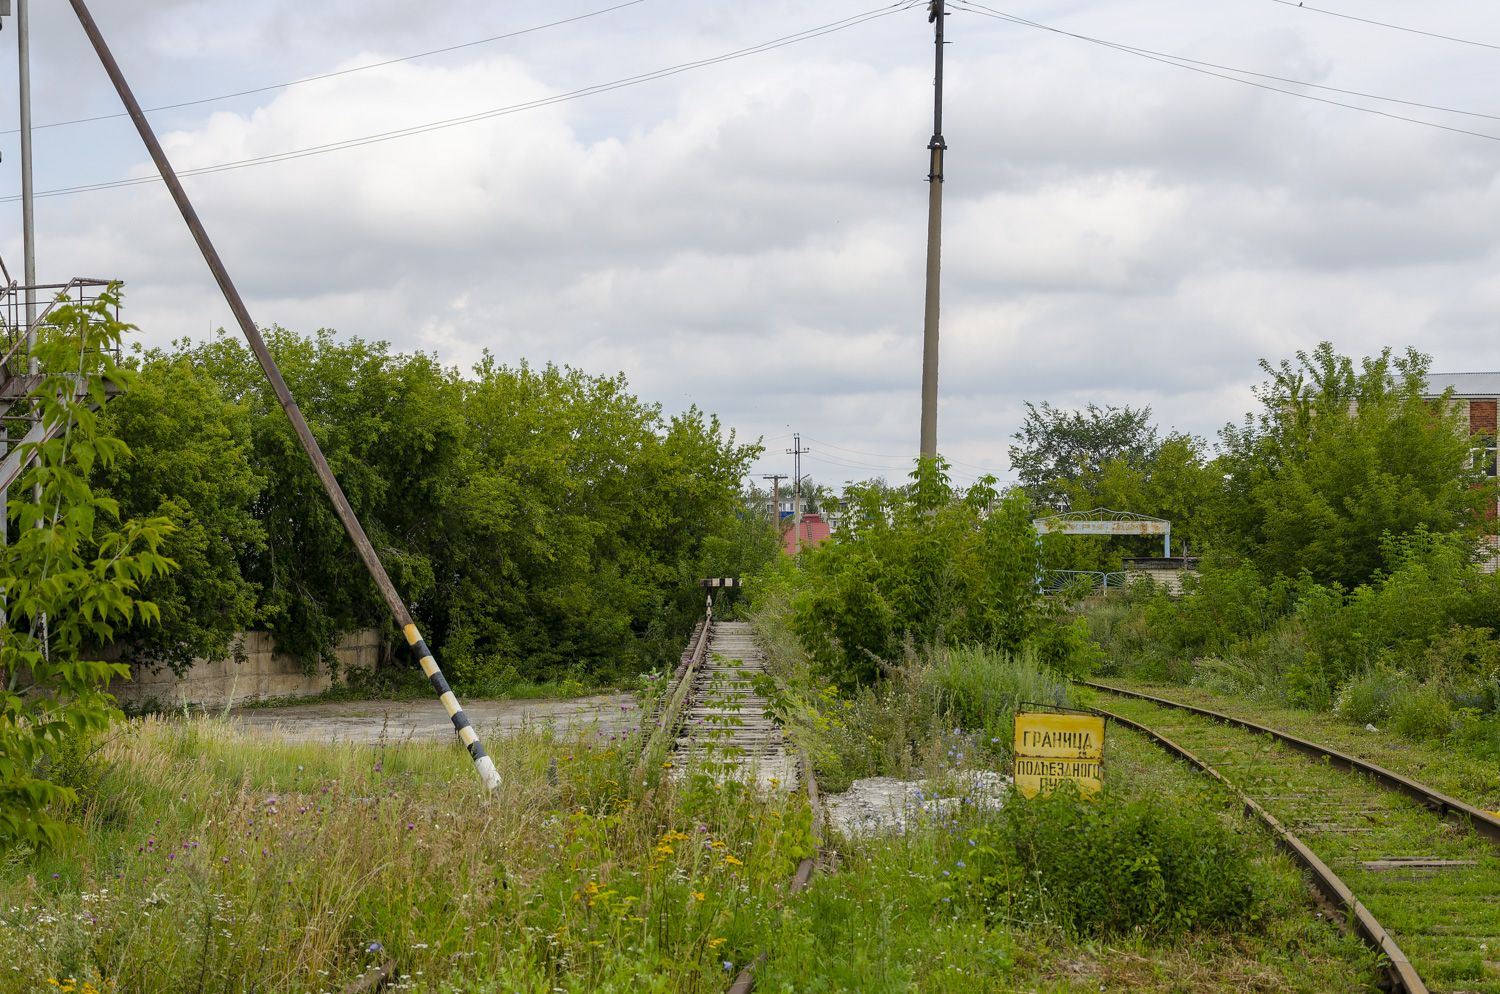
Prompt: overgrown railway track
<box><xmin>1090</xmin><ymin>681</ymin><xmax>1500</xmax><ymax>994</ymax></box>
<box><xmin>644</xmin><ymin>612</ymin><xmax>821</xmax><ymax>993</ymax></box>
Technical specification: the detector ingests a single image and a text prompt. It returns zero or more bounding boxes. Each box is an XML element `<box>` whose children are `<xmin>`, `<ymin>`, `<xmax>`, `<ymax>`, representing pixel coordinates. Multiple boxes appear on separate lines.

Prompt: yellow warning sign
<box><xmin>1014</xmin><ymin>711</ymin><xmax>1105</xmax><ymax>798</ymax></box>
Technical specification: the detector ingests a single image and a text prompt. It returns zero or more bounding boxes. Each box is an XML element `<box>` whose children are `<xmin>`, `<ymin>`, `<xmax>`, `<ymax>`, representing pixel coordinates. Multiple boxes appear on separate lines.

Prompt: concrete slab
<box><xmin>824</xmin><ymin>771</ymin><xmax>1013</xmax><ymax>837</ymax></box>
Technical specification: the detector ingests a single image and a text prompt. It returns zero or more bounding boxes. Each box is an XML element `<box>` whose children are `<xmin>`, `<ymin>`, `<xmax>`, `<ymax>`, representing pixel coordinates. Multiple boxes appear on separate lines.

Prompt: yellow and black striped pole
<box><xmin>68</xmin><ymin>0</ymin><xmax>502</xmax><ymax>789</ymax></box>
<box><xmin>403</xmin><ymin>623</ymin><xmax>500</xmax><ymax>788</ymax></box>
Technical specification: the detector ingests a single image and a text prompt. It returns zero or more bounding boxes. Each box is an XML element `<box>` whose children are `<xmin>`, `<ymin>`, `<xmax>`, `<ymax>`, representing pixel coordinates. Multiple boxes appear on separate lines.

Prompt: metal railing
<box><xmin>0</xmin><ymin>277</ymin><xmax>122</xmax><ymax>374</ymax></box>
<box><xmin>1040</xmin><ymin>569</ymin><xmax>1127</xmax><ymax>594</ymax></box>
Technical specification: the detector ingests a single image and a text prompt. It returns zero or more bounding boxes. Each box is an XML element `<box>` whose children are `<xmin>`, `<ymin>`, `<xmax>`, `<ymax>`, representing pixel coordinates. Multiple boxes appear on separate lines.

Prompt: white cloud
<box><xmin>10</xmin><ymin>0</ymin><xmax>1500</xmax><ymax>484</ymax></box>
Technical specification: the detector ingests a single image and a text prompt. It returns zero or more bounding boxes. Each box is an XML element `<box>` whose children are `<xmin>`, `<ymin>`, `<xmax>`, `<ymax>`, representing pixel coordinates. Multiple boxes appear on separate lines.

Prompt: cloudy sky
<box><xmin>4</xmin><ymin>0</ymin><xmax>1500</xmax><ymax>489</ymax></box>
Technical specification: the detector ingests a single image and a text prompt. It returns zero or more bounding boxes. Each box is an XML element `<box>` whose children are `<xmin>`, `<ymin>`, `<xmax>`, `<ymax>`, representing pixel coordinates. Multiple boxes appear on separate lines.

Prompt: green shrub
<box><xmin>788</xmin><ymin>461</ymin><xmax>1082</xmax><ymax>689</ymax></box>
<box><xmin>1391</xmin><ymin>683</ymin><xmax>1458</xmax><ymax>741</ymax></box>
<box><xmin>957</xmin><ymin>790</ymin><xmax>1261</xmax><ymax>939</ymax></box>
<box><xmin>0</xmin><ymin>289</ymin><xmax>174</xmax><ymax>853</ymax></box>
<box><xmin>1333</xmin><ymin>671</ymin><xmax>1400</xmax><ymax>727</ymax></box>
<box><xmin>1144</xmin><ymin>557</ymin><xmax>1294</xmax><ymax>659</ymax></box>
<box><xmin>1420</xmin><ymin>625</ymin><xmax>1500</xmax><ymax>682</ymax></box>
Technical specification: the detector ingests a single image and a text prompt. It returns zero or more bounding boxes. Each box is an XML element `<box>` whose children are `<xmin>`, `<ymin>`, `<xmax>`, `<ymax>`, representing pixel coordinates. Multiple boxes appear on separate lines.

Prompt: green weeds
<box><xmin>955</xmin><ymin>789</ymin><xmax>1261</xmax><ymax>938</ymax></box>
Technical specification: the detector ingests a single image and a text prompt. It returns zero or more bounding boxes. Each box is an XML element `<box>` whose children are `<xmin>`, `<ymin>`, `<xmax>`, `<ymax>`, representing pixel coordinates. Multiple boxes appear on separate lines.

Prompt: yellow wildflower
<box><xmin>722</xmin><ymin>855</ymin><xmax>744</xmax><ymax>866</ymax></box>
<box><xmin>691</xmin><ymin>891</ymin><xmax>705</xmax><ymax>902</ymax></box>
<box><xmin>709</xmin><ymin>938</ymin><xmax>727</xmax><ymax>949</ymax></box>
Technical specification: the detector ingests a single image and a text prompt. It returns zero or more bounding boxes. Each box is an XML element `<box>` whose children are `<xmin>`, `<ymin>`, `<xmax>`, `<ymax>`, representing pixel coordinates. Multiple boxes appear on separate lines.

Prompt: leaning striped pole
<box><xmin>68</xmin><ymin>0</ymin><xmax>500</xmax><ymax>790</ymax></box>
<box><xmin>401</xmin><ymin>623</ymin><xmax>498</xmax><ymax>785</ymax></box>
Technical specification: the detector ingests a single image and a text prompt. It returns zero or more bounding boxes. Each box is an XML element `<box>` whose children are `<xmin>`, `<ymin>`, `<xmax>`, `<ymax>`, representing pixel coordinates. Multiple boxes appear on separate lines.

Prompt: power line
<box><xmin>1114</xmin><ymin>45</ymin><xmax>1500</xmax><ymax>125</ymax></box>
<box><xmin>0</xmin><ymin>0</ymin><xmax>920</xmax><ymax>204</ymax></box>
<box><xmin>2</xmin><ymin>0</ymin><xmax>652</xmax><ymax>136</ymax></box>
<box><xmin>803</xmin><ymin>433</ymin><xmax>1001</xmax><ymax>475</ymax></box>
<box><xmin>808</xmin><ymin>448</ymin><xmax>987</xmax><ymax>482</ymax></box>
<box><xmin>954</xmin><ymin>1</ymin><xmax>1500</xmax><ymax>144</ymax></box>
<box><xmin>803</xmin><ymin>435</ymin><xmax>915</xmax><ymax>460</ymax></box>
<box><xmin>1267</xmin><ymin>0</ymin><xmax>1500</xmax><ymax>53</ymax></box>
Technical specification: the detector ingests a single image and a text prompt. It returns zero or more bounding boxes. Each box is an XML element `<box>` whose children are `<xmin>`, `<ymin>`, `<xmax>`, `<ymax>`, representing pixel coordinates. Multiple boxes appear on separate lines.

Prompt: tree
<box><xmin>429</xmin><ymin>357</ymin><xmax>763</xmax><ymax>683</ymax></box>
<box><xmin>1009</xmin><ymin>402</ymin><xmax>1157</xmax><ymax>512</ymax></box>
<box><xmin>1045</xmin><ymin>432</ymin><xmax>1223</xmax><ymax>570</ymax></box>
<box><xmin>90</xmin><ymin>330</ymin><xmax>769</xmax><ymax>686</ymax></box>
<box><xmin>95</xmin><ymin>346</ymin><xmax>264</xmax><ymax>674</ymax></box>
<box><xmin>0</xmin><ymin>288</ymin><xmax>173</xmax><ymax>851</ymax></box>
<box><xmin>189</xmin><ymin>329</ymin><xmax>463</xmax><ymax>671</ymax></box>
<box><xmin>1218</xmin><ymin>343</ymin><xmax>1491</xmax><ymax>588</ymax></box>
<box><xmin>789</xmin><ymin>458</ymin><xmax>1091</xmax><ymax>688</ymax></box>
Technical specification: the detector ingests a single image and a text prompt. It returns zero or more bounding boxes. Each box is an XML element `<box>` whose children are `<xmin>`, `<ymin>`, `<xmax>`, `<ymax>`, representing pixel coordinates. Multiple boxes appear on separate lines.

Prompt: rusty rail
<box><xmin>1085</xmin><ymin>681</ymin><xmax>1500</xmax><ymax>846</ymax></box>
<box><xmin>727</xmin><ymin>745</ymin><xmax>822</xmax><ymax>994</ymax></box>
<box><xmin>638</xmin><ymin>604</ymin><xmax>714</xmax><ymax>771</ymax></box>
<box><xmin>1094</xmin><ymin>704</ymin><xmax>1426</xmax><ymax>994</ymax></box>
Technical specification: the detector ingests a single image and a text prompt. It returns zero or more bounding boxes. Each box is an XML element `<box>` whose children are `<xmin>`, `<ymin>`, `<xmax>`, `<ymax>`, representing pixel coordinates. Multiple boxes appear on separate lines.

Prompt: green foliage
<box><xmin>1095</xmin><ymin>528</ymin><xmax>1500</xmax><ymax>743</ymax></box>
<box><xmin>1333</xmin><ymin>664</ymin><xmax>1489</xmax><ymax>745</ymax></box>
<box><xmin>209</xmin><ymin>330</ymin><xmax>464</xmax><ymax>670</ymax></box>
<box><xmin>926</xmin><ymin>645</ymin><xmax>1076</xmax><ymax>744</ymax></box>
<box><xmin>956</xmin><ymin>790</ymin><xmax>1261</xmax><ymax>938</ymax></box>
<box><xmin>786</xmin><ymin>458</ymin><xmax>1086</xmax><ymax>689</ymax></box>
<box><xmin>749</xmin><ymin>587</ymin><xmax>1081</xmax><ymax>791</ymax></box>
<box><xmin>102</xmin><ymin>333</ymin><xmax>769</xmax><ymax>684</ymax></box>
<box><xmin>1055</xmin><ymin>432</ymin><xmax>1221</xmax><ymax>564</ymax></box>
<box><xmin>1291</xmin><ymin>529</ymin><xmax>1500</xmax><ymax>702</ymax></box>
<box><xmin>98</xmin><ymin>345</ymin><xmax>263</xmax><ymax>674</ymax></box>
<box><xmin>431</xmin><ymin>355</ymin><xmax>764</xmax><ymax>683</ymax></box>
<box><xmin>1219</xmin><ymin>343</ymin><xmax>1491</xmax><ymax>588</ymax></box>
<box><xmin>1009</xmin><ymin>401</ymin><xmax>1158</xmax><ymax>513</ymax></box>
<box><xmin>1010</xmin><ymin>400</ymin><xmax>1219</xmax><ymax>569</ymax></box>
<box><xmin>0</xmin><ymin>287</ymin><xmax>173</xmax><ymax>852</ymax></box>
<box><xmin>1143</xmin><ymin>555</ymin><xmax>1297</xmax><ymax>659</ymax></box>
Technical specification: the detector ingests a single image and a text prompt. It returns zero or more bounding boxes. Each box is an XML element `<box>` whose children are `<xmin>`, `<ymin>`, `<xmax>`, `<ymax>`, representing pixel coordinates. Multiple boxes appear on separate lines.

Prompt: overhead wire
<box><xmin>953</xmin><ymin>0</ymin><xmax>1500</xmax><ymax>144</ymax></box>
<box><xmin>806</xmin><ymin>449</ymin><xmax>988</xmax><ymax>483</ymax></box>
<box><xmin>2</xmin><ymin>0</ymin><xmax>653</xmax><ymax>136</ymax></box>
<box><xmin>803</xmin><ymin>433</ymin><xmax>1003</xmax><ymax>476</ymax></box>
<box><xmin>1267</xmin><ymin>0</ymin><xmax>1500</xmax><ymax>53</ymax></box>
<box><xmin>0</xmin><ymin>0</ymin><xmax>921</xmax><ymax>204</ymax></box>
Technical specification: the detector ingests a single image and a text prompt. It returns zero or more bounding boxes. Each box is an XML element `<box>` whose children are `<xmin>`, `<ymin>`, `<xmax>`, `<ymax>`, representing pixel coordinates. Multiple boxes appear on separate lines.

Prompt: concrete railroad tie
<box><xmin>675</xmin><ymin>621</ymin><xmax>798</xmax><ymax>790</ymax></box>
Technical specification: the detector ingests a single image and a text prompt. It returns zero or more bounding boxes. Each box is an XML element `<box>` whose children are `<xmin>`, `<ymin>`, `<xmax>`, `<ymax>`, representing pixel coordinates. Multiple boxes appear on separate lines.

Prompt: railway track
<box><xmin>1090</xmin><ymin>681</ymin><xmax>1500</xmax><ymax>994</ymax></box>
<box><xmin>646</xmin><ymin>613</ymin><xmax>819</xmax><ymax>993</ymax></box>
<box><xmin>675</xmin><ymin>620</ymin><xmax>798</xmax><ymax>788</ymax></box>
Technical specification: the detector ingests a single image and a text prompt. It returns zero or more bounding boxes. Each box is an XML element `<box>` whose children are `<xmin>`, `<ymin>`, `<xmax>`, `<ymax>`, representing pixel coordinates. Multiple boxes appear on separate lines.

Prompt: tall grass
<box><xmin>927</xmin><ymin>645</ymin><xmax>1074</xmax><ymax>745</ymax></box>
<box><xmin>3</xmin><ymin>716</ymin><xmax>812</xmax><ymax>992</ymax></box>
<box><xmin>751</xmin><ymin>581</ymin><xmax>1082</xmax><ymax>792</ymax></box>
<box><xmin>5</xmin><ymin>675</ymin><xmax>1381</xmax><ymax>993</ymax></box>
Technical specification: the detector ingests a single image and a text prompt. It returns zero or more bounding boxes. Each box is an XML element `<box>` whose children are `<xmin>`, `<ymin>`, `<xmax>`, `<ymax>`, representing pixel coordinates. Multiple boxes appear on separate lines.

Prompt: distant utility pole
<box><xmin>787</xmin><ymin>434</ymin><xmax>809</xmax><ymax>553</ymax></box>
<box><xmin>918</xmin><ymin>0</ymin><xmax>946</xmax><ymax>460</ymax></box>
<box><xmin>761</xmin><ymin>473</ymin><xmax>787</xmax><ymax>533</ymax></box>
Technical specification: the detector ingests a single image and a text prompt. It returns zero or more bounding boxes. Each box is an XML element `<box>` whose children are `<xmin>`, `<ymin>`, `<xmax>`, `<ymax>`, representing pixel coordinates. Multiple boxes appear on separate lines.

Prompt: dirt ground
<box><xmin>228</xmin><ymin>693</ymin><xmax>639</xmax><ymax>744</ymax></box>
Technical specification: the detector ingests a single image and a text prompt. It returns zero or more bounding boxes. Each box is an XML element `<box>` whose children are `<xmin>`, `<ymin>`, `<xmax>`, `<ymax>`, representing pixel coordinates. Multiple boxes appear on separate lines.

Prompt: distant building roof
<box><xmin>783</xmin><ymin>513</ymin><xmax>832</xmax><ymax>555</ymax></box>
<box><xmin>1425</xmin><ymin>372</ymin><xmax>1500</xmax><ymax>397</ymax></box>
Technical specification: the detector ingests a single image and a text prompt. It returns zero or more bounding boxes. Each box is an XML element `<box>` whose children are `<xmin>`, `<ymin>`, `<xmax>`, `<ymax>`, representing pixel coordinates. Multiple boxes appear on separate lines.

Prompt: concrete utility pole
<box><xmin>17</xmin><ymin>0</ymin><xmax>34</xmax><ymax>346</ymax></box>
<box><xmin>0</xmin><ymin>0</ymin><xmax>11</xmax><ymax>553</ymax></box>
<box><xmin>918</xmin><ymin>0</ymin><xmax>946</xmax><ymax>460</ymax></box>
<box><xmin>787</xmin><ymin>435</ymin><xmax>809</xmax><ymax>553</ymax></box>
<box><xmin>761</xmin><ymin>473</ymin><xmax>787</xmax><ymax>537</ymax></box>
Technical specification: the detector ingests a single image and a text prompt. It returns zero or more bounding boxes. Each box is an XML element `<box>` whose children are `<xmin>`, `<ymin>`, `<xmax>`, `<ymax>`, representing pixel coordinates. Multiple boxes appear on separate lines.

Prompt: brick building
<box><xmin>1425</xmin><ymin>373</ymin><xmax>1500</xmax><ymax>569</ymax></box>
<box><xmin>1425</xmin><ymin>372</ymin><xmax>1499</xmax><ymax>494</ymax></box>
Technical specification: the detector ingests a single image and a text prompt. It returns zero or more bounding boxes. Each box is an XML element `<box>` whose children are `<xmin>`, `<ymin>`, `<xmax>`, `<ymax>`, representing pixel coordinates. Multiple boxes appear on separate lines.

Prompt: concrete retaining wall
<box><xmin>108</xmin><ymin>629</ymin><xmax>383</xmax><ymax>709</ymax></box>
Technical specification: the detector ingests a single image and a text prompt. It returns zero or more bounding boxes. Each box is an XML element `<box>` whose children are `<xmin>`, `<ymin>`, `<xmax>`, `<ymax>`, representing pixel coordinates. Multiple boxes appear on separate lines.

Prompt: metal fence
<box><xmin>1040</xmin><ymin>569</ymin><xmax>1128</xmax><ymax>595</ymax></box>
